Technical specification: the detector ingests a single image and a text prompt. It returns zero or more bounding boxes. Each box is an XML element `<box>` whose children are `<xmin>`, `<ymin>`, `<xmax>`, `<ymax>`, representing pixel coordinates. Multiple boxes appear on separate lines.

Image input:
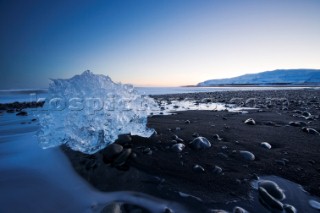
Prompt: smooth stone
<box><xmin>289</xmin><ymin>121</ymin><xmax>307</xmax><ymax>127</ymax></box>
<box><xmin>217</xmin><ymin>152</ymin><xmax>228</xmax><ymax>159</ymax></box>
<box><xmin>239</xmin><ymin>150</ymin><xmax>255</xmax><ymax>161</ymax></box>
<box><xmin>212</xmin><ymin>165</ymin><xmax>223</xmax><ymax>174</ymax></box>
<box><xmin>302</xmin><ymin>127</ymin><xmax>320</xmax><ymax>135</ymax></box>
<box><xmin>258</xmin><ymin>187</ymin><xmax>284</xmax><ymax>211</ymax></box>
<box><xmin>116</xmin><ymin>134</ymin><xmax>132</xmax><ymax>144</ymax></box>
<box><xmin>16</xmin><ymin>111</ymin><xmax>28</xmax><ymax>116</ymax></box>
<box><xmin>172</xmin><ymin>134</ymin><xmax>183</xmax><ymax>142</ymax></box>
<box><xmin>260</xmin><ymin>142</ymin><xmax>272</xmax><ymax>149</ymax></box>
<box><xmin>192</xmin><ymin>132</ymin><xmax>200</xmax><ymax>137</ymax></box>
<box><xmin>309</xmin><ymin>200</ymin><xmax>320</xmax><ymax>210</ymax></box>
<box><xmin>193</xmin><ymin>164</ymin><xmax>205</xmax><ymax>173</ymax></box>
<box><xmin>283</xmin><ymin>204</ymin><xmax>297</xmax><ymax>213</ymax></box>
<box><xmin>233</xmin><ymin>206</ymin><xmax>249</xmax><ymax>213</ymax></box>
<box><xmin>171</xmin><ymin>143</ymin><xmax>185</xmax><ymax>152</ymax></box>
<box><xmin>113</xmin><ymin>148</ymin><xmax>132</xmax><ymax>166</ymax></box>
<box><xmin>185</xmin><ymin>120</ymin><xmax>191</xmax><ymax>124</ymax></box>
<box><xmin>302</xmin><ymin>111</ymin><xmax>311</xmax><ymax>117</ymax></box>
<box><xmin>258</xmin><ymin>180</ymin><xmax>285</xmax><ymax>200</ymax></box>
<box><xmin>102</xmin><ymin>144</ymin><xmax>123</xmax><ymax>163</ymax></box>
<box><xmin>244</xmin><ymin>118</ymin><xmax>256</xmax><ymax>125</ymax></box>
<box><xmin>189</xmin><ymin>137</ymin><xmax>211</xmax><ymax>150</ymax></box>
<box><xmin>213</xmin><ymin>134</ymin><xmax>222</xmax><ymax>141</ymax></box>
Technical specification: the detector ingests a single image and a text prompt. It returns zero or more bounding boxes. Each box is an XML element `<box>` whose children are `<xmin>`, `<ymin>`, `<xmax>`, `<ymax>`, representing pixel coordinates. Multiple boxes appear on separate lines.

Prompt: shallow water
<box><xmin>0</xmin><ymin>112</ymin><xmax>185</xmax><ymax>213</ymax></box>
<box><xmin>210</xmin><ymin>175</ymin><xmax>320</xmax><ymax>212</ymax></box>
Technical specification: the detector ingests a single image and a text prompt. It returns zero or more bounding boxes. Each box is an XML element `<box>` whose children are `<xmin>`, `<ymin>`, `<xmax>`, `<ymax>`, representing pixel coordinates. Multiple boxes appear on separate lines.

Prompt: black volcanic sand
<box><xmin>60</xmin><ymin>89</ymin><xmax>320</xmax><ymax>212</ymax></box>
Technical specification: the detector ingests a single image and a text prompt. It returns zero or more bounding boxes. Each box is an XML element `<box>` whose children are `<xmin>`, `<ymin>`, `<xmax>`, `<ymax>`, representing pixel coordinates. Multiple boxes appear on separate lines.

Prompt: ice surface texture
<box><xmin>37</xmin><ymin>71</ymin><xmax>158</xmax><ymax>154</ymax></box>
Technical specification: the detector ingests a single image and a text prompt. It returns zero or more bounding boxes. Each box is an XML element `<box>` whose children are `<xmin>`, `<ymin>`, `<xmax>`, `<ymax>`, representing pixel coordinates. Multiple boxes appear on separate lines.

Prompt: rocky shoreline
<box><xmin>1</xmin><ymin>89</ymin><xmax>319</xmax><ymax>212</ymax></box>
<box><xmin>61</xmin><ymin>89</ymin><xmax>320</xmax><ymax>212</ymax></box>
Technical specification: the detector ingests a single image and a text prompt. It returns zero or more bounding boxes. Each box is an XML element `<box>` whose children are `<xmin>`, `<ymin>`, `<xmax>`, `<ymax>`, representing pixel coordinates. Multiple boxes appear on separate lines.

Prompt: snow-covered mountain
<box><xmin>197</xmin><ymin>69</ymin><xmax>320</xmax><ymax>86</ymax></box>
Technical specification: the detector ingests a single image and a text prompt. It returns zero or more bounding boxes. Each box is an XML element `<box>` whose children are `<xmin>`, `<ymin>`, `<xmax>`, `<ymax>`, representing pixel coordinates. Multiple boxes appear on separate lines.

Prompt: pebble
<box><xmin>309</xmin><ymin>199</ymin><xmax>320</xmax><ymax>210</ymax></box>
<box><xmin>185</xmin><ymin>120</ymin><xmax>191</xmax><ymax>124</ymax></box>
<box><xmin>172</xmin><ymin>134</ymin><xmax>184</xmax><ymax>142</ymax></box>
<box><xmin>260</xmin><ymin>142</ymin><xmax>272</xmax><ymax>149</ymax></box>
<box><xmin>193</xmin><ymin>164</ymin><xmax>205</xmax><ymax>173</ymax></box>
<box><xmin>189</xmin><ymin>137</ymin><xmax>211</xmax><ymax>150</ymax></box>
<box><xmin>258</xmin><ymin>180</ymin><xmax>286</xmax><ymax>200</ymax></box>
<box><xmin>302</xmin><ymin>127</ymin><xmax>320</xmax><ymax>135</ymax></box>
<box><xmin>244</xmin><ymin>118</ymin><xmax>256</xmax><ymax>125</ymax></box>
<box><xmin>239</xmin><ymin>150</ymin><xmax>255</xmax><ymax>161</ymax></box>
<box><xmin>283</xmin><ymin>204</ymin><xmax>297</xmax><ymax>213</ymax></box>
<box><xmin>217</xmin><ymin>152</ymin><xmax>228</xmax><ymax>159</ymax></box>
<box><xmin>112</xmin><ymin>148</ymin><xmax>132</xmax><ymax>166</ymax></box>
<box><xmin>192</xmin><ymin>132</ymin><xmax>200</xmax><ymax>137</ymax></box>
<box><xmin>233</xmin><ymin>206</ymin><xmax>249</xmax><ymax>213</ymax></box>
<box><xmin>213</xmin><ymin>134</ymin><xmax>222</xmax><ymax>141</ymax></box>
<box><xmin>171</xmin><ymin>143</ymin><xmax>185</xmax><ymax>152</ymax></box>
<box><xmin>102</xmin><ymin>144</ymin><xmax>123</xmax><ymax>164</ymax></box>
<box><xmin>289</xmin><ymin>121</ymin><xmax>307</xmax><ymax>127</ymax></box>
<box><xmin>212</xmin><ymin>165</ymin><xmax>223</xmax><ymax>174</ymax></box>
<box><xmin>258</xmin><ymin>186</ymin><xmax>284</xmax><ymax>211</ymax></box>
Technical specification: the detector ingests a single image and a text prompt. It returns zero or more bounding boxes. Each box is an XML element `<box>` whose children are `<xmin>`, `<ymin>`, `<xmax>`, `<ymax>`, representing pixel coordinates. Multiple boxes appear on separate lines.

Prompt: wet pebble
<box><xmin>302</xmin><ymin>127</ymin><xmax>320</xmax><ymax>135</ymax></box>
<box><xmin>258</xmin><ymin>186</ymin><xmax>284</xmax><ymax>211</ymax></box>
<box><xmin>193</xmin><ymin>164</ymin><xmax>205</xmax><ymax>173</ymax></box>
<box><xmin>113</xmin><ymin>148</ymin><xmax>132</xmax><ymax>166</ymax></box>
<box><xmin>309</xmin><ymin>199</ymin><xmax>320</xmax><ymax>210</ymax></box>
<box><xmin>213</xmin><ymin>134</ymin><xmax>222</xmax><ymax>141</ymax></box>
<box><xmin>171</xmin><ymin>143</ymin><xmax>185</xmax><ymax>152</ymax></box>
<box><xmin>189</xmin><ymin>137</ymin><xmax>211</xmax><ymax>150</ymax></box>
<box><xmin>283</xmin><ymin>204</ymin><xmax>297</xmax><ymax>213</ymax></box>
<box><xmin>260</xmin><ymin>142</ymin><xmax>272</xmax><ymax>149</ymax></box>
<box><xmin>289</xmin><ymin>121</ymin><xmax>307</xmax><ymax>127</ymax></box>
<box><xmin>102</xmin><ymin>144</ymin><xmax>123</xmax><ymax>164</ymax></box>
<box><xmin>239</xmin><ymin>150</ymin><xmax>255</xmax><ymax>161</ymax></box>
<box><xmin>258</xmin><ymin>180</ymin><xmax>286</xmax><ymax>200</ymax></box>
<box><xmin>192</xmin><ymin>132</ymin><xmax>200</xmax><ymax>137</ymax></box>
<box><xmin>212</xmin><ymin>165</ymin><xmax>223</xmax><ymax>174</ymax></box>
<box><xmin>244</xmin><ymin>118</ymin><xmax>256</xmax><ymax>125</ymax></box>
<box><xmin>233</xmin><ymin>206</ymin><xmax>249</xmax><ymax>213</ymax></box>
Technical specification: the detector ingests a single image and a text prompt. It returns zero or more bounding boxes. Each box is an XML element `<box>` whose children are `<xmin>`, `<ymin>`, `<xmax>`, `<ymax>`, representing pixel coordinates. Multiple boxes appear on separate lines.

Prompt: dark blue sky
<box><xmin>1</xmin><ymin>0</ymin><xmax>320</xmax><ymax>89</ymax></box>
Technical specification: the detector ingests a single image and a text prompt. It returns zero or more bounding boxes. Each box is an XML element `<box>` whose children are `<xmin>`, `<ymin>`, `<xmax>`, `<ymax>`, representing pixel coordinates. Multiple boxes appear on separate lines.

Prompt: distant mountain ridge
<box><xmin>197</xmin><ymin>69</ymin><xmax>320</xmax><ymax>86</ymax></box>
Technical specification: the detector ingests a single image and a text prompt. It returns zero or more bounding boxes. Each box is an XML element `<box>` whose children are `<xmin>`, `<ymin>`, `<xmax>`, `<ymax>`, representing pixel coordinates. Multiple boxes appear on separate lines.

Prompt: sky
<box><xmin>0</xmin><ymin>0</ymin><xmax>320</xmax><ymax>89</ymax></box>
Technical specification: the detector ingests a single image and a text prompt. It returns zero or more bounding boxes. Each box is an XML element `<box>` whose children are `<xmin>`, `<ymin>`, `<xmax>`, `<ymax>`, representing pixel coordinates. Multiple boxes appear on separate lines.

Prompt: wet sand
<box><xmin>62</xmin><ymin>89</ymin><xmax>320</xmax><ymax>212</ymax></box>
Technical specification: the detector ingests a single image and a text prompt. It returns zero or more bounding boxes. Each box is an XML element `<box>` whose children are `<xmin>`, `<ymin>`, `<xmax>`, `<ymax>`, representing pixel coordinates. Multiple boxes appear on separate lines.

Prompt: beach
<box><xmin>60</xmin><ymin>89</ymin><xmax>320</xmax><ymax>212</ymax></box>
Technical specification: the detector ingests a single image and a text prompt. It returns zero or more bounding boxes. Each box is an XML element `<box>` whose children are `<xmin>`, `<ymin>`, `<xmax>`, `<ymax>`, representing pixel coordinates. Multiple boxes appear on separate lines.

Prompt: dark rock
<box><xmin>192</xmin><ymin>132</ymin><xmax>200</xmax><ymax>137</ymax></box>
<box><xmin>213</xmin><ymin>134</ymin><xmax>222</xmax><ymax>141</ymax></box>
<box><xmin>102</xmin><ymin>144</ymin><xmax>123</xmax><ymax>164</ymax></box>
<box><xmin>189</xmin><ymin>137</ymin><xmax>211</xmax><ymax>150</ymax></box>
<box><xmin>289</xmin><ymin>121</ymin><xmax>307</xmax><ymax>127</ymax></box>
<box><xmin>212</xmin><ymin>165</ymin><xmax>223</xmax><ymax>174</ymax></box>
<box><xmin>233</xmin><ymin>206</ymin><xmax>248</xmax><ymax>213</ymax></box>
<box><xmin>258</xmin><ymin>187</ymin><xmax>284</xmax><ymax>211</ymax></box>
<box><xmin>283</xmin><ymin>204</ymin><xmax>297</xmax><ymax>213</ymax></box>
<box><xmin>302</xmin><ymin>127</ymin><xmax>320</xmax><ymax>135</ymax></box>
<box><xmin>258</xmin><ymin>180</ymin><xmax>286</xmax><ymax>200</ymax></box>
<box><xmin>260</xmin><ymin>142</ymin><xmax>272</xmax><ymax>149</ymax></box>
<box><xmin>185</xmin><ymin>120</ymin><xmax>191</xmax><ymax>124</ymax></box>
<box><xmin>193</xmin><ymin>164</ymin><xmax>205</xmax><ymax>173</ymax></box>
<box><xmin>171</xmin><ymin>143</ymin><xmax>185</xmax><ymax>152</ymax></box>
<box><xmin>239</xmin><ymin>150</ymin><xmax>255</xmax><ymax>161</ymax></box>
<box><xmin>113</xmin><ymin>148</ymin><xmax>132</xmax><ymax>166</ymax></box>
<box><xmin>244</xmin><ymin>118</ymin><xmax>256</xmax><ymax>125</ymax></box>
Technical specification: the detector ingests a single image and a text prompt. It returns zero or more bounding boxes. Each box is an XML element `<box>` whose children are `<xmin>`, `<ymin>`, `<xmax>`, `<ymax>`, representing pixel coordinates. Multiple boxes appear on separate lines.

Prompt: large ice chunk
<box><xmin>36</xmin><ymin>71</ymin><xmax>158</xmax><ymax>154</ymax></box>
